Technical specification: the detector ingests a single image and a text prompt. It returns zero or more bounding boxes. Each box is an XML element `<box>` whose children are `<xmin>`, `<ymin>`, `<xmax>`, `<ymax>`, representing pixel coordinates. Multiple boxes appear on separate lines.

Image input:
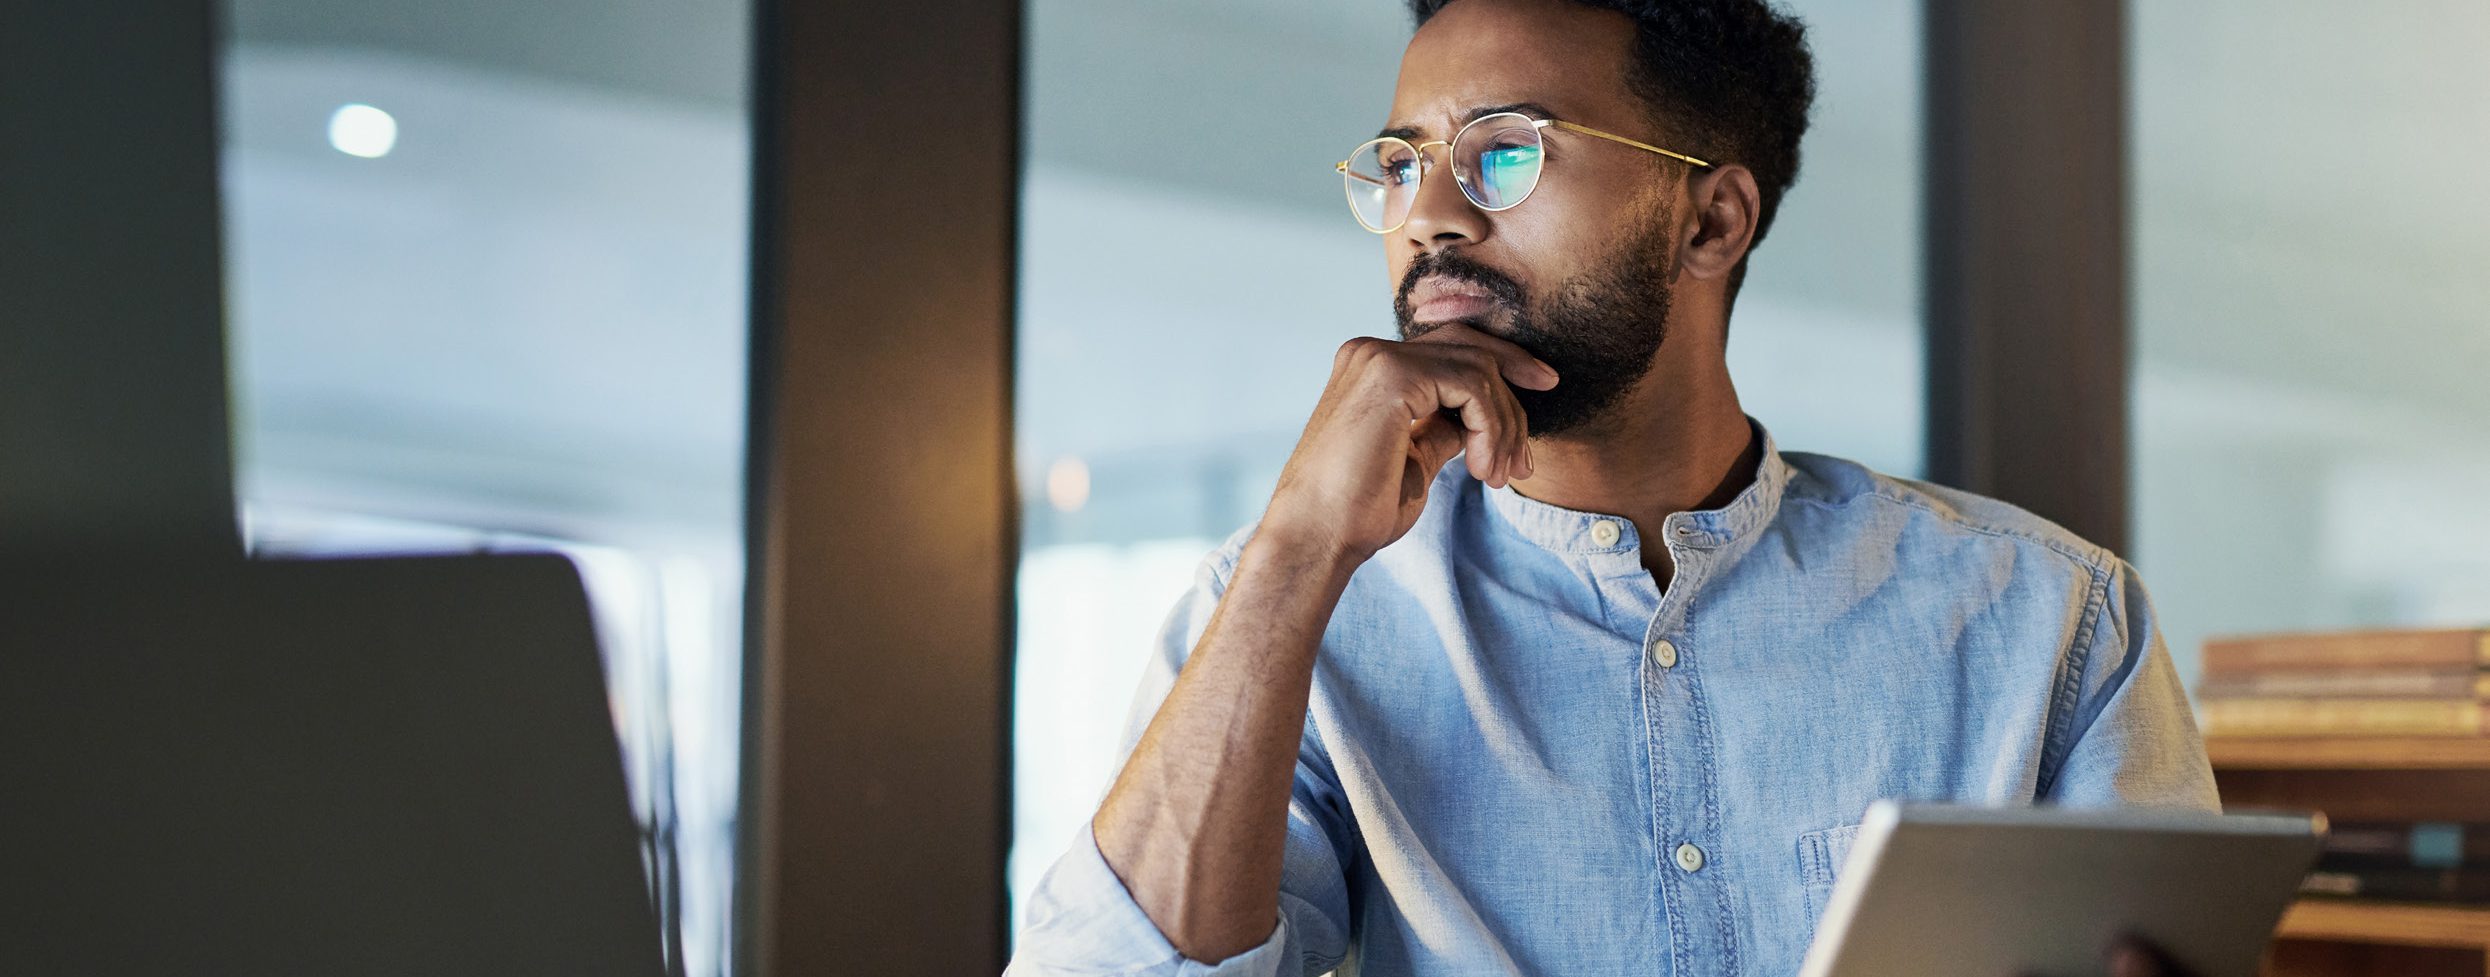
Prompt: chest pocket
<box><xmin>1797</xmin><ymin>821</ymin><xmax>1864</xmax><ymax>931</ymax></box>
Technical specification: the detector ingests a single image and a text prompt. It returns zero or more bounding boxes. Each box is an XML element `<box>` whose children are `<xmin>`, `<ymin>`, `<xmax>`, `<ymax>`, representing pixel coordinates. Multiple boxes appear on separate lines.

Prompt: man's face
<box><xmin>1385</xmin><ymin>0</ymin><xmax>1690</xmax><ymax>437</ymax></box>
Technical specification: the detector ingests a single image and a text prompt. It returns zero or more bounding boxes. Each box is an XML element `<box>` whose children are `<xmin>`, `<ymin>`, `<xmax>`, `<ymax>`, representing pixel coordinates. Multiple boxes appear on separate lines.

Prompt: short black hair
<box><xmin>1409</xmin><ymin>0</ymin><xmax>1816</xmax><ymax>290</ymax></box>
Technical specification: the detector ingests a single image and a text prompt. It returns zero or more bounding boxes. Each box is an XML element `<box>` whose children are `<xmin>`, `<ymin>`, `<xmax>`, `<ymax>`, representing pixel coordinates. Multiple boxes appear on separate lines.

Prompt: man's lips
<box><xmin>1414</xmin><ymin>294</ymin><xmax>1498</xmax><ymax>321</ymax></box>
<box><xmin>1408</xmin><ymin>277</ymin><xmax>1503</xmax><ymax>322</ymax></box>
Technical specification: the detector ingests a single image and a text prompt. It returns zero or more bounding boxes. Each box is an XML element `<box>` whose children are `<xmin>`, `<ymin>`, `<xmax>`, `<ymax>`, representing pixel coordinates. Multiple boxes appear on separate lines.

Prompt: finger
<box><xmin>1488</xmin><ymin>375</ymin><xmax>1524</xmax><ymax>485</ymax></box>
<box><xmin>1403</xmin><ymin>360</ymin><xmax>1505</xmax><ymax>486</ymax></box>
<box><xmin>1441</xmin><ymin>386</ymin><xmax>1505</xmax><ymax>488</ymax></box>
<box><xmin>1384</xmin><ymin>345</ymin><xmax>1522</xmax><ymax>487</ymax></box>
<box><xmin>1401</xmin><ymin>413</ymin><xmax>1470</xmax><ymax>510</ymax></box>
<box><xmin>1404</xmin><ymin>321</ymin><xmax>1560</xmax><ymax>391</ymax></box>
<box><xmin>1415</xmin><ymin>336</ymin><xmax>1542</xmax><ymax>483</ymax></box>
<box><xmin>1461</xmin><ymin>347</ymin><xmax>1530</xmax><ymax>483</ymax></box>
<box><xmin>1407</xmin><ymin>412</ymin><xmax>1466</xmax><ymax>478</ymax></box>
<box><xmin>1484</xmin><ymin>365</ymin><xmax>1528</xmax><ymax>486</ymax></box>
<box><xmin>1421</xmin><ymin>344</ymin><xmax>1529</xmax><ymax>486</ymax></box>
<box><xmin>1466</xmin><ymin>409</ymin><xmax>1503</xmax><ymax>488</ymax></box>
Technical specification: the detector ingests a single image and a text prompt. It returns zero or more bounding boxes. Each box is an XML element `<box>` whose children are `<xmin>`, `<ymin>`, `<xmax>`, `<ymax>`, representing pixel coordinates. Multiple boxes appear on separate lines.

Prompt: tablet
<box><xmin>1797</xmin><ymin>801</ymin><xmax>2327</xmax><ymax>977</ymax></box>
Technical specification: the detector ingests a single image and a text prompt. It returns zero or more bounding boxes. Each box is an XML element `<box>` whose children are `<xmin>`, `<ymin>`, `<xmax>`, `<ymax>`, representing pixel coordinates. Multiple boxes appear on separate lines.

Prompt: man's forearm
<box><xmin>1090</xmin><ymin>531</ymin><xmax>1359</xmax><ymax>962</ymax></box>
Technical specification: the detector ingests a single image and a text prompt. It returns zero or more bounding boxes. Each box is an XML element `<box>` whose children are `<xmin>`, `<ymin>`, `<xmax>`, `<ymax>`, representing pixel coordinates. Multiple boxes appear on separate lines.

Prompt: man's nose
<box><xmin>1400</xmin><ymin>145</ymin><xmax>1487</xmax><ymax>252</ymax></box>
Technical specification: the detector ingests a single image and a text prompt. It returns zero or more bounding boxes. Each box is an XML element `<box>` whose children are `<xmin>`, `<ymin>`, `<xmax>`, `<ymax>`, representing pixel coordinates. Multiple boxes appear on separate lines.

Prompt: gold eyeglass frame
<box><xmin>1336</xmin><ymin>112</ymin><xmax>1712</xmax><ymax>233</ymax></box>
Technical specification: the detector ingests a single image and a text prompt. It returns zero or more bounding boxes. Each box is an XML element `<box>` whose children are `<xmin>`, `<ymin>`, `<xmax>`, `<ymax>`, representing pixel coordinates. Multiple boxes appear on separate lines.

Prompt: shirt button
<box><xmin>1675</xmin><ymin>843</ymin><xmax>1705</xmax><ymax>873</ymax></box>
<box><xmin>1590</xmin><ymin>520</ymin><xmax>1622</xmax><ymax>547</ymax></box>
<box><xmin>1650</xmin><ymin>639</ymin><xmax>1679</xmax><ymax>668</ymax></box>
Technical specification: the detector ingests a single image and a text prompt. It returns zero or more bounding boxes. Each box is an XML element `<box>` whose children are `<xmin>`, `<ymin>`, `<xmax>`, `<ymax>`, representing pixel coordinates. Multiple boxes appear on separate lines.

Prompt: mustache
<box><xmin>1394</xmin><ymin>250</ymin><xmax>1529</xmax><ymax>331</ymax></box>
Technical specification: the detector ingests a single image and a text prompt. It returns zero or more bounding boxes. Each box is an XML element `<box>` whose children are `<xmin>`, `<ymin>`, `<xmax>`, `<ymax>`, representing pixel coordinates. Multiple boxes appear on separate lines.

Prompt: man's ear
<box><xmin>1678</xmin><ymin>164</ymin><xmax>1761</xmax><ymax>283</ymax></box>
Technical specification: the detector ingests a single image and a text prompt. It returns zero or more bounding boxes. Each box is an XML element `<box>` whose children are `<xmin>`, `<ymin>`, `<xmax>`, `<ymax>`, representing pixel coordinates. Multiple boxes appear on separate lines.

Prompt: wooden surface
<box><xmin>2278</xmin><ymin>901</ymin><xmax>2490</xmax><ymax>949</ymax></box>
<box><xmin>2268</xmin><ymin>902</ymin><xmax>2490</xmax><ymax>977</ymax></box>
<box><xmin>2264</xmin><ymin>938</ymin><xmax>2485</xmax><ymax>977</ymax></box>
<box><xmin>2220</xmin><ymin>767</ymin><xmax>2490</xmax><ymax>823</ymax></box>
<box><xmin>2209</xmin><ymin>737</ymin><xmax>2490</xmax><ymax>770</ymax></box>
<box><xmin>2212</xmin><ymin>740</ymin><xmax>2490</xmax><ymax>976</ymax></box>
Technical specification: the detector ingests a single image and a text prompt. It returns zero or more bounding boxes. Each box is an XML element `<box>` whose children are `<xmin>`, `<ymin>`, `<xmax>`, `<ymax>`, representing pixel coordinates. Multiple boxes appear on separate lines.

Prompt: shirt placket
<box><xmin>1628</xmin><ymin>516</ymin><xmax>1738</xmax><ymax>977</ymax></box>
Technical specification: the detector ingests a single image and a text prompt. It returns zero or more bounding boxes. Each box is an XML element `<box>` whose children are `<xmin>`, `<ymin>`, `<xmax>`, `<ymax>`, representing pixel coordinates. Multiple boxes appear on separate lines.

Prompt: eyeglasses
<box><xmin>1336</xmin><ymin>112</ymin><xmax>1711</xmax><ymax>233</ymax></box>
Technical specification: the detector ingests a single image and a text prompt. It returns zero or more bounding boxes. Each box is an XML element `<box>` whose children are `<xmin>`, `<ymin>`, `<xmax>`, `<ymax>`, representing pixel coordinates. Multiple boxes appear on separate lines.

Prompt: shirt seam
<box><xmin>2037</xmin><ymin>561</ymin><xmax>2113</xmax><ymax>798</ymax></box>
<box><xmin>1685</xmin><ymin>639</ymin><xmax>1743</xmax><ymax>977</ymax></box>
<box><xmin>1779</xmin><ymin>487</ymin><xmax>2115</xmax><ymax>802</ymax></box>
<box><xmin>1780</xmin><ymin>490</ymin><xmax>2111</xmax><ymax>577</ymax></box>
<box><xmin>1641</xmin><ymin>642</ymin><xmax>1681</xmax><ymax>977</ymax></box>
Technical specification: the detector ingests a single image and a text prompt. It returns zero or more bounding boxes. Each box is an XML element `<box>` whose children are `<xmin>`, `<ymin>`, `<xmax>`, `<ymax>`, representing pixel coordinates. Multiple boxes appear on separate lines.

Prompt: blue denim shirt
<box><xmin>1009</xmin><ymin>421</ymin><xmax>2217</xmax><ymax>977</ymax></box>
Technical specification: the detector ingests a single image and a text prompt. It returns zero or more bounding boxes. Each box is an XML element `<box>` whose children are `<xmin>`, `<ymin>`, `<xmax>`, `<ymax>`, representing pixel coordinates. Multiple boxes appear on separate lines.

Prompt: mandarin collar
<box><xmin>1483</xmin><ymin>417</ymin><xmax>1788</xmax><ymax>556</ymax></box>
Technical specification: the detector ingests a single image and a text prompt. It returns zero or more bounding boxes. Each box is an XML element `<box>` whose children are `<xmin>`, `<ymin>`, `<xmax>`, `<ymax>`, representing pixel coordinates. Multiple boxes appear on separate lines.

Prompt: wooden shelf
<box><xmin>2278</xmin><ymin>900</ymin><xmax>2490</xmax><ymax>950</ymax></box>
<box><xmin>2212</xmin><ymin>739</ymin><xmax>2490</xmax><ymax>975</ymax></box>
<box><xmin>2209</xmin><ymin>737</ymin><xmax>2490</xmax><ymax>771</ymax></box>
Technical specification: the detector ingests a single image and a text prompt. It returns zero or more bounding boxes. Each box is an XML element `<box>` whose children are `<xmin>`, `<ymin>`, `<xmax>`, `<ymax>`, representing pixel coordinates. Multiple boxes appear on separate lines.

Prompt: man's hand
<box><xmin>2001</xmin><ymin>932</ymin><xmax>2201</xmax><ymax>977</ymax></box>
<box><xmin>2017</xmin><ymin>936</ymin><xmax>2197</xmax><ymax>977</ymax></box>
<box><xmin>1260</xmin><ymin>322</ymin><xmax>1559</xmax><ymax>569</ymax></box>
<box><xmin>2104</xmin><ymin>937</ymin><xmax>2194</xmax><ymax>977</ymax></box>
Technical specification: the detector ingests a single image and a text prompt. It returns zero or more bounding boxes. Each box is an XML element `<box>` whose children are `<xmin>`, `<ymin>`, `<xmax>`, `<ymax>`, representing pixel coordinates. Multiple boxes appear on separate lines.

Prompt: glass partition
<box><xmin>216</xmin><ymin>1</ymin><xmax>752</xmax><ymax>972</ymax></box>
<box><xmin>2130</xmin><ymin>0</ymin><xmax>2490</xmax><ymax>689</ymax></box>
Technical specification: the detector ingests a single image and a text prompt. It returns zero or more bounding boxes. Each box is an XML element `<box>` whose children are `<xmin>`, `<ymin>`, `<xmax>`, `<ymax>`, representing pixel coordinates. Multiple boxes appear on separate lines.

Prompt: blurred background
<box><xmin>10</xmin><ymin>0</ymin><xmax>2486</xmax><ymax>974</ymax></box>
<box><xmin>212</xmin><ymin>0</ymin><xmax>751</xmax><ymax>972</ymax></box>
<box><xmin>1013</xmin><ymin>0</ymin><xmax>2490</xmax><ymax>939</ymax></box>
<box><xmin>2127</xmin><ymin>0</ymin><xmax>2490</xmax><ymax>689</ymax></box>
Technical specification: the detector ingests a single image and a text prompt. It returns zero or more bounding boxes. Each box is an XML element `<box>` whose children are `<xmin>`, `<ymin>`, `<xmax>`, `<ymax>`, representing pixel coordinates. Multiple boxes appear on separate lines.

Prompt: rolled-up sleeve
<box><xmin>2040</xmin><ymin>556</ymin><xmax>2221</xmax><ymax>811</ymax></box>
<box><xmin>1006</xmin><ymin>536</ymin><xmax>1355</xmax><ymax>977</ymax></box>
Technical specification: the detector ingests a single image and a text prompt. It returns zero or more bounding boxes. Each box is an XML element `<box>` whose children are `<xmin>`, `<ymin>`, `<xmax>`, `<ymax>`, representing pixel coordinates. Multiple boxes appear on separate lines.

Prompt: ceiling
<box><xmin>229</xmin><ymin>0</ymin><xmax>749</xmax><ymax>107</ymax></box>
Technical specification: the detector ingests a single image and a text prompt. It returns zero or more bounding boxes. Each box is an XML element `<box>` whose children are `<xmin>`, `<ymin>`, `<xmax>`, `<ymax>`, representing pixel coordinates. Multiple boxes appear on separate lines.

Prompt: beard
<box><xmin>1392</xmin><ymin>221</ymin><xmax>1676</xmax><ymax>439</ymax></box>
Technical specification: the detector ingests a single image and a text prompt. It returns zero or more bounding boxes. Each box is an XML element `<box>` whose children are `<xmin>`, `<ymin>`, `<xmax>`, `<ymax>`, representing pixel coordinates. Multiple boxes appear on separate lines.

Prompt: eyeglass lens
<box><xmin>1342</xmin><ymin>113</ymin><xmax>1545</xmax><ymax>231</ymax></box>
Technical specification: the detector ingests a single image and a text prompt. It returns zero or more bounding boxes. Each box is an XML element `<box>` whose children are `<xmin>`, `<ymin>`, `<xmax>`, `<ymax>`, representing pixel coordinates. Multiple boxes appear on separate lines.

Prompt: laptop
<box><xmin>4</xmin><ymin>552</ymin><xmax>668</xmax><ymax>977</ymax></box>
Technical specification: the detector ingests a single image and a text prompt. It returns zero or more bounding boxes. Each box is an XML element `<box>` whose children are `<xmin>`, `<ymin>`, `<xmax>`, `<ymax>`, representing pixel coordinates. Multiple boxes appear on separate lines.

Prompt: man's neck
<box><xmin>1509</xmin><ymin>369</ymin><xmax>1759</xmax><ymax>583</ymax></box>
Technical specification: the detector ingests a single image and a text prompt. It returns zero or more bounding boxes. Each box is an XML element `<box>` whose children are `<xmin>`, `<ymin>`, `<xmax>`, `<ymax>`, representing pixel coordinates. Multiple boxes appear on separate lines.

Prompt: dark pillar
<box><xmin>738</xmin><ymin>0</ymin><xmax>1021</xmax><ymax>973</ymax></box>
<box><xmin>1925</xmin><ymin>0</ymin><xmax>2130</xmax><ymax>553</ymax></box>
<box><xmin>0</xmin><ymin>0</ymin><xmax>239</xmax><ymax>554</ymax></box>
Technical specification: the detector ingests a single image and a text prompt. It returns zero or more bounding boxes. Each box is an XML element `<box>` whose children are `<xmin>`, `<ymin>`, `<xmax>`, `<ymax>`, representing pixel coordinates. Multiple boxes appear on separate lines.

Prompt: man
<box><xmin>1009</xmin><ymin>0</ymin><xmax>2216</xmax><ymax>974</ymax></box>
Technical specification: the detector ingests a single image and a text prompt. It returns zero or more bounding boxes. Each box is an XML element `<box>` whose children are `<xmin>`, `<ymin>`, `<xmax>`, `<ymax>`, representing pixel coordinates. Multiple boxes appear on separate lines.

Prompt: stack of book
<box><xmin>2303</xmin><ymin>820</ymin><xmax>2490</xmax><ymax>903</ymax></box>
<box><xmin>2198</xmin><ymin>627</ymin><xmax>2490</xmax><ymax>738</ymax></box>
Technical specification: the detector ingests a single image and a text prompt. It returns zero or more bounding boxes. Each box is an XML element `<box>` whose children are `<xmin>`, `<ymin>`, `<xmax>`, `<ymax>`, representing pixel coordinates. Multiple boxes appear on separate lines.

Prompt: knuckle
<box><xmin>1419</xmin><ymin>345</ymin><xmax>1486</xmax><ymax>380</ymax></box>
<box><xmin>1460</xmin><ymin>354</ymin><xmax>1503</xmax><ymax>387</ymax></box>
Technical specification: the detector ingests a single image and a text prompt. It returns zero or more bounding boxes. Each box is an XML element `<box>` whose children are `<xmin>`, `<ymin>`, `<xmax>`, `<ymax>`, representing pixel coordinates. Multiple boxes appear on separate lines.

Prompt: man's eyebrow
<box><xmin>1373</xmin><ymin>101</ymin><xmax>1563</xmax><ymax>142</ymax></box>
